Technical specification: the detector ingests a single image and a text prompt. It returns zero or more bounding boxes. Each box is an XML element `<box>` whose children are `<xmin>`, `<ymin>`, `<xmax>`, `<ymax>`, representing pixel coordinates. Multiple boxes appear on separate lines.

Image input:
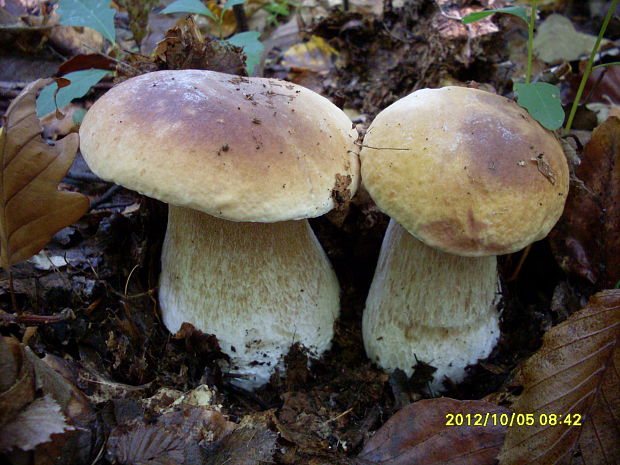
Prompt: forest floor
<box><xmin>0</xmin><ymin>0</ymin><xmax>619</xmax><ymax>464</ymax></box>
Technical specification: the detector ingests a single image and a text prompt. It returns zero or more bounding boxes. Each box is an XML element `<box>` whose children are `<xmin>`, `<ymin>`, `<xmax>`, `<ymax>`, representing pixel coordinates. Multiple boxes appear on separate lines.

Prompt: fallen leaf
<box><xmin>107</xmin><ymin>405</ymin><xmax>237</xmax><ymax>465</ymax></box>
<box><xmin>433</xmin><ymin>0</ymin><xmax>508</xmax><ymax>41</ymax></box>
<box><xmin>571</xmin><ymin>324</ymin><xmax>620</xmax><ymax>465</ymax></box>
<box><xmin>0</xmin><ymin>395</ymin><xmax>74</xmax><ymax>451</ymax></box>
<box><xmin>0</xmin><ymin>337</ymin><xmax>35</xmax><ymax>428</ymax></box>
<box><xmin>533</xmin><ymin>14</ymin><xmax>609</xmax><ymax>63</ymax></box>
<box><xmin>0</xmin><ymin>337</ymin><xmax>95</xmax><ymax>460</ymax></box>
<box><xmin>27</xmin><ymin>250</ymin><xmax>68</xmax><ymax>270</ymax></box>
<box><xmin>358</xmin><ymin>398</ymin><xmax>510</xmax><ymax>464</ymax></box>
<box><xmin>549</xmin><ymin>117</ymin><xmax>620</xmax><ymax>288</ymax></box>
<box><xmin>153</xmin><ymin>16</ymin><xmax>246</xmax><ymax>75</ymax></box>
<box><xmin>567</xmin><ymin>66</ymin><xmax>620</xmax><ymax>107</ymax></box>
<box><xmin>207</xmin><ymin>426</ymin><xmax>277</xmax><ymax>465</ymax></box>
<box><xmin>0</xmin><ymin>79</ymin><xmax>89</xmax><ymax>269</ymax></box>
<box><xmin>281</xmin><ymin>35</ymin><xmax>338</xmax><ymax>72</ymax></box>
<box><xmin>108</xmin><ymin>423</ymin><xmax>187</xmax><ymax>465</ymax></box>
<box><xmin>57</xmin><ymin>53</ymin><xmax>116</xmax><ymax>75</ymax></box>
<box><xmin>499</xmin><ymin>290</ymin><xmax>620</xmax><ymax>464</ymax></box>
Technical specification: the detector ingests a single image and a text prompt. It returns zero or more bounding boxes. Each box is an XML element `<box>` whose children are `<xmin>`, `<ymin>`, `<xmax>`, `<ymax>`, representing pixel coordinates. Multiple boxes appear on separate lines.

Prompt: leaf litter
<box><xmin>497</xmin><ymin>290</ymin><xmax>620</xmax><ymax>464</ymax></box>
<box><xmin>1</xmin><ymin>1</ymin><xmax>620</xmax><ymax>464</ymax></box>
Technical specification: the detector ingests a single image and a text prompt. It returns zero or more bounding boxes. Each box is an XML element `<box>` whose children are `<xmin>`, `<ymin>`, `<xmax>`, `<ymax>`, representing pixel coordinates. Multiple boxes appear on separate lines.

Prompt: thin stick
<box><xmin>8</xmin><ymin>269</ymin><xmax>18</xmax><ymax>312</ymax></box>
<box><xmin>0</xmin><ymin>310</ymin><xmax>70</xmax><ymax>324</ymax></box>
<box><xmin>90</xmin><ymin>185</ymin><xmax>122</xmax><ymax>210</ymax></box>
<box><xmin>507</xmin><ymin>244</ymin><xmax>531</xmax><ymax>282</ymax></box>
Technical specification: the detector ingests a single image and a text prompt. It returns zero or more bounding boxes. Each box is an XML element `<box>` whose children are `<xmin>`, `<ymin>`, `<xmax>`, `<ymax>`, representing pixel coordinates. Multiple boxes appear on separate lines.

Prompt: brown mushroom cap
<box><xmin>360</xmin><ymin>86</ymin><xmax>569</xmax><ymax>257</ymax></box>
<box><xmin>79</xmin><ymin>70</ymin><xmax>359</xmax><ymax>222</ymax></box>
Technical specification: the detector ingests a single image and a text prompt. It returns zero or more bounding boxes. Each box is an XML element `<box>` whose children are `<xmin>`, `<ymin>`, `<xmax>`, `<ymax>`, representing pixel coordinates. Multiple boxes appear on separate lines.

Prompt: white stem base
<box><xmin>363</xmin><ymin>219</ymin><xmax>500</xmax><ymax>390</ymax></box>
<box><xmin>159</xmin><ymin>206</ymin><xmax>340</xmax><ymax>390</ymax></box>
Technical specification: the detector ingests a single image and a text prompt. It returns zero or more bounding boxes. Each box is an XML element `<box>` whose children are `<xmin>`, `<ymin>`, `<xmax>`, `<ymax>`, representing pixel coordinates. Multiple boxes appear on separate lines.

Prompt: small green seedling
<box><xmin>263</xmin><ymin>0</ymin><xmax>299</xmax><ymax>25</ymax></box>
<box><xmin>462</xmin><ymin>0</ymin><xmax>618</xmax><ymax>133</ymax></box>
<box><xmin>463</xmin><ymin>2</ymin><xmax>563</xmax><ymax>130</ymax></box>
<box><xmin>37</xmin><ymin>0</ymin><xmax>116</xmax><ymax>117</ymax></box>
<box><xmin>161</xmin><ymin>0</ymin><xmax>264</xmax><ymax>74</ymax></box>
<box><xmin>36</xmin><ymin>0</ymin><xmax>264</xmax><ymax>116</ymax></box>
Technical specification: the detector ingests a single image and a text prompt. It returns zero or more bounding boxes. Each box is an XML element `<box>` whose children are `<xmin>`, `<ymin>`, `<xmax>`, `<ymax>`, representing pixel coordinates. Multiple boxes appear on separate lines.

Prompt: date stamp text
<box><xmin>445</xmin><ymin>413</ymin><xmax>582</xmax><ymax>427</ymax></box>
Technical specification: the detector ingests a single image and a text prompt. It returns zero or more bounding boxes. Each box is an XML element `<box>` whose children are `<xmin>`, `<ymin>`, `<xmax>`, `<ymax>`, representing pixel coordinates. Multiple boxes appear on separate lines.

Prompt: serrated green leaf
<box><xmin>514</xmin><ymin>82</ymin><xmax>565</xmax><ymax>131</ymax></box>
<box><xmin>223</xmin><ymin>0</ymin><xmax>247</xmax><ymax>13</ymax></box>
<box><xmin>160</xmin><ymin>0</ymin><xmax>216</xmax><ymax>20</ymax></box>
<box><xmin>57</xmin><ymin>0</ymin><xmax>116</xmax><ymax>43</ymax></box>
<box><xmin>227</xmin><ymin>31</ymin><xmax>264</xmax><ymax>75</ymax></box>
<box><xmin>461</xmin><ymin>6</ymin><xmax>528</xmax><ymax>25</ymax></box>
<box><xmin>36</xmin><ymin>69</ymin><xmax>111</xmax><ymax>117</ymax></box>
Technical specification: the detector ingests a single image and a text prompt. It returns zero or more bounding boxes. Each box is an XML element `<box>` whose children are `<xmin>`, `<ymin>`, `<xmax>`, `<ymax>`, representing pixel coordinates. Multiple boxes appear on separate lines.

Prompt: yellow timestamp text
<box><xmin>445</xmin><ymin>412</ymin><xmax>583</xmax><ymax>427</ymax></box>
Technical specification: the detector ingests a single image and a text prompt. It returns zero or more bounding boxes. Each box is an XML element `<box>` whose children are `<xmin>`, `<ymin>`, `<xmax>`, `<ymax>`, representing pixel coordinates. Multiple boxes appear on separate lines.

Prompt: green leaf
<box><xmin>223</xmin><ymin>0</ymin><xmax>247</xmax><ymax>13</ymax></box>
<box><xmin>227</xmin><ymin>31</ymin><xmax>264</xmax><ymax>75</ymax></box>
<box><xmin>36</xmin><ymin>69</ymin><xmax>111</xmax><ymax>117</ymax></box>
<box><xmin>57</xmin><ymin>0</ymin><xmax>116</xmax><ymax>43</ymax></box>
<box><xmin>514</xmin><ymin>82</ymin><xmax>565</xmax><ymax>131</ymax></box>
<box><xmin>592</xmin><ymin>61</ymin><xmax>620</xmax><ymax>71</ymax></box>
<box><xmin>160</xmin><ymin>0</ymin><xmax>216</xmax><ymax>21</ymax></box>
<box><xmin>461</xmin><ymin>6</ymin><xmax>528</xmax><ymax>25</ymax></box>
<box><xmin>264</xmin><ymin>2</ymin><xmax>290</xmax><ymax>16</ymax></box>
<box><xmin>72</xmin><ymin>108</ymin><xmax>87</xmax><ymax>125</ymax></box>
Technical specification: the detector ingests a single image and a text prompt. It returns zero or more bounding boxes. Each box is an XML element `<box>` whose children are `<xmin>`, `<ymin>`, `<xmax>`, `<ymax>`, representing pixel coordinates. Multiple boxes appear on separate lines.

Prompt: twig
<box><xmin>0</xmin><ymin>309</ymin><xmax>72</xmax><ymax>324</ymax></box>
<box><xmin>92</xmin><ymin>201</ymin><xmax>135</xmax><ymax>211</ymax></box>
<box><xmin>90</xmin><ymin>185</ymin><xmax>122</xmax><ymax>210</ymax></box>
<box><xmin>8</xmin><ymin>270</ymin><xmax>18</xmax><ymax>312</ymax></box>
<box><xmin>64</xmin><ymin>172</ymin><xmax>105</xmax><ymax>183</ymax></box>
<box><xmin>321</xmin><ymin>407</ymin><xmax>354</xmax><ymax>426</ymax></box>
<box><xmin>507</xmin><ymin>244</ymin><xmax>531</xmax><ymax>282</ymax></box>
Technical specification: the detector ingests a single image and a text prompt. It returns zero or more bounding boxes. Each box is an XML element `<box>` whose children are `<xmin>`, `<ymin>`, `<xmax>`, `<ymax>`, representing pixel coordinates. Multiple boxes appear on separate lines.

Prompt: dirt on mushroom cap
<box><xmin>79</xmin><ymin>70</ymin><xmax>359</xmax><ymax>223</ymax></box>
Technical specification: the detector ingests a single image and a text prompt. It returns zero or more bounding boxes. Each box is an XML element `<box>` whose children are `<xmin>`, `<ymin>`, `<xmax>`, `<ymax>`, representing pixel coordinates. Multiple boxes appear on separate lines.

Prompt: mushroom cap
<box><xmin>360</xmin><ymin>86</ymin><xmax>569</xmax><ymax>257</ymax></box>
<box><xmin>79</xmin><ymin>70</ymin><xmax>359</xmax><ymax>222</ymax></box>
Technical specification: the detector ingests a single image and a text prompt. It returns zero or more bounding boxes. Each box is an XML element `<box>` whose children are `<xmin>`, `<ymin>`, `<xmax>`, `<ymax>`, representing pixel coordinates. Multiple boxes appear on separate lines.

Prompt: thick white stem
<box><xmin>159</xmin><ymin>206</ymin><xmax>340</xmax><ymax>389</ymax></box>
<box><xmin>363</xmin><ymin>219</ymin><xmax>500</xmax><ymax>390</ymax></box>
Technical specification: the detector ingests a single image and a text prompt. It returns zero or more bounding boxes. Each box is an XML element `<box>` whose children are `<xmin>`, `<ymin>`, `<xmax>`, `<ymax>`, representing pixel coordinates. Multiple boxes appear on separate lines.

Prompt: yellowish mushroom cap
<box><xmin>360</xmin><ymin>86</ymin><xmax>569</xmax><ymax>257</ymax></box>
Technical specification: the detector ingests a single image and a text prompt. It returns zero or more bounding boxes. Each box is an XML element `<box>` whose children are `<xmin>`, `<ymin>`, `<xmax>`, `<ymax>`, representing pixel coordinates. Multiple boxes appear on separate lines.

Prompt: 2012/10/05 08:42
<box><xmin>445</xmin><ymin>412</ymin><xmax>583</xmax><ymax>427</ymax></box>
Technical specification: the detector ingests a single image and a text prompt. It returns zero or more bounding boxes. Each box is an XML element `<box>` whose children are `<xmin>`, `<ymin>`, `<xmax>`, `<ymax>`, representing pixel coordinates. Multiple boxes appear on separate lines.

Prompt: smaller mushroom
<box><xmin>360</xmin><ymin>86</ymin><xmax>569</xmax><ymax>390</ymax></box>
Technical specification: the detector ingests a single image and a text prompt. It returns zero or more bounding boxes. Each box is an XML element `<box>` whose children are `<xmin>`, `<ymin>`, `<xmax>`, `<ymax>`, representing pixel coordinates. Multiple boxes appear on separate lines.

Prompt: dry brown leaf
<box><xmin>358</xmin><ymin>398</ymin><xmax>510</xmax><ymax>464</ymax></box>
<box><xmin>207</xmin><ymin>426</ymin><xmax>277</xmax><ymax>465</ymax></box>
<box><xmin>569</xmin><ymin>329</ymin><xmax>620</xmax><ymax>465</ymax></box>
<box><xmin>0</xmin><ymin>337</ymin><xmax>35</xmax><ymax>427</ymax></box>
<box><xmin>0</xmin><ymin>337</ymin><xmax>94</xmax><ymax>460</ymax></box>
<box><xmin>499</xmin><ymin>290</ymin><xmax>620</xmax><ymax>464</ymax></box>
<box><xmin>0</xmin><ymin>395</ymin><xmax>74</xmax><ymax>451</ymax></box>
<box><xmin>0</xmin><ymin>79</ymin><xmax>89</xmax><ymax>269</ymax></box>
<box><xmin>549</xmin><ymin>117</ymin><xmax>620</xmax><ymax>288</ymax></box>
<box><xmin>153</xmin><ymin>16</ymin><xmax>246</xmax><ymax>75</ymax></box>
<box><xmin>107</xmin><ymin>405</ymin><xmax>237</xmax><ymax>465</ymax></box>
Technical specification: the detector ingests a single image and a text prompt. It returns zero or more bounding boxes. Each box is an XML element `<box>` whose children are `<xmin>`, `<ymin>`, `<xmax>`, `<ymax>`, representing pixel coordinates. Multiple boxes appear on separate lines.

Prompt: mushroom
<box><xmin>360</xmin><ymin>86</ymin><xmax>569</xmax><ymax>390</ymax></box>
<box><xmin>79</xmin><ymin>70</ymin><xmax>359</xmax><ymax>389</ymax></box>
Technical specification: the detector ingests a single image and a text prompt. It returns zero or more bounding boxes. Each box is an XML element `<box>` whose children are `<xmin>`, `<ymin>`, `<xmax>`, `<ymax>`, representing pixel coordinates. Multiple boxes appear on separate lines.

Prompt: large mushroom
<box><xmin>79</xmin><ymin>70</ymin><xmax>359</xmax><ymax>389</ymax></box>
<box><xmin>360</xmin><ymin>86</ymin><xmax>569</xmax><ymax>390</ymax></box>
